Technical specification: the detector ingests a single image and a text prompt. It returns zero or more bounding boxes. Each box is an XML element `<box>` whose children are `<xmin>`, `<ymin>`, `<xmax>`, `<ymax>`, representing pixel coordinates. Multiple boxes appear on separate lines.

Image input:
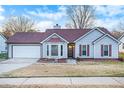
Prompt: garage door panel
<box><xmin>13</xmin><ymin>46</ymin><xmax>40</xmax><ymax>58</ymax></box>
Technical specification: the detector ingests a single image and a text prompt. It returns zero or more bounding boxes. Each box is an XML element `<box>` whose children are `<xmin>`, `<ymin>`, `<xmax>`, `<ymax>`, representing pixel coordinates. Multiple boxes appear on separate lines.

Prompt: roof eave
<box><xmin>7</xmin><ymin>42</ymin><xmax>40</xmax><ymax>44</ymax></box>
<box><xmin>118</xmin><ymin>33</ymin><xmax>124</xmax><ymax>40</ymax></box>
<box><xmin>40</xmin><ymin>33</ymin><xmax>69</xmax><ymax>43</ymax></box>
<box><xmin>0</xmin><ymin>33</ymin><xmax>7</xmax><ymax>40</ymax></box>
<box><xmin>93</xmin><ymin>34</ymin><xmax>121</xmax><ymax>45</ymax></box>
<box><xmin>74</xmin><ymin>27</ymin><xmax>106</xmax><ymax>43</ymax></box>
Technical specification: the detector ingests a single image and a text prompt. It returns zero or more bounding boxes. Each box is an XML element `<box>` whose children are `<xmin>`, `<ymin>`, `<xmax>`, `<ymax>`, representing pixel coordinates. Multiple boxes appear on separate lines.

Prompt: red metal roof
<box><xmin>7</xmin><ymin>28</ymin><xmax>114</xmax><ymax>44</ymax></box>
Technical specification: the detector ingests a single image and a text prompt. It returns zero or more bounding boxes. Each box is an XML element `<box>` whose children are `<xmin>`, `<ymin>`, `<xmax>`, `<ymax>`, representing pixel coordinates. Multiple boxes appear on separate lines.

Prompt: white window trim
<box><xmin>103</xmin><ymin>45</ymin><xmax>109</xmax><ymax>56</ymax></box>
<box><xmin>51</xmin><ymin>45</ymin><xmax>59</xmax><ymax>56</ymax></box>
<box><xmin>82</xmin><ymin>45</ymin><xmax>87</xmax><ymax>56</ymax></box>
<box><xmin>123</xmin><ymin>43</ymin><xmax>124</xmax><ymax>49</ymax></box>
<box><xmin>46</xmin><ymin>43</ymin><xmax>64</xmax><ymax>58</ymax></box>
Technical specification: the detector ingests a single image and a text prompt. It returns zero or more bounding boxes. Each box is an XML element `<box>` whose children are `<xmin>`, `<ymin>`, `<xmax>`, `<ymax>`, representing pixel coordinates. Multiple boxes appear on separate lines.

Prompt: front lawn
<box><xmin>1</xmin><ymin>61</ymin><xmax>124</xmax><ymax>77</ymax></box>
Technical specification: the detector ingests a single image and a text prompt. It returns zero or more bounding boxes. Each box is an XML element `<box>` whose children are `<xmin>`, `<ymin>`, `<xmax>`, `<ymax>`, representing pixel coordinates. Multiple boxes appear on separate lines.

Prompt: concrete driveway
<box><xmin>0</xmin><ymin>58</ymin><xmax>38</xmax><ymax>74</ymax></box>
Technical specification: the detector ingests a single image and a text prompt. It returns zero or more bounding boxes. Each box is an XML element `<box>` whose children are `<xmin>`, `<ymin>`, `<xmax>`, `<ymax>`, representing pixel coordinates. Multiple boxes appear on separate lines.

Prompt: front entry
<box><xmin>68</xmin><ymin>43</ymin><xmax>75</xmax><ymax>58</ymax></box>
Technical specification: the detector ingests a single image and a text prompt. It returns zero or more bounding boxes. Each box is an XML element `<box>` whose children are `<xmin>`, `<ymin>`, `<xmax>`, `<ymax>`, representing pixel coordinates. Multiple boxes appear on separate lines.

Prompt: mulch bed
<box><xmin>38</xmin><ymin>58</ymin><xmax>122</xmax><ymax>63</ymax></box>
<box><xmin>38</xmin><ymin>58</ymin><xmax>67</xmax><ymax>63</ymax></box>
<box><xmin>77</xmin><ymin>58</ymin><xmax>121</xmax><ymax>62</ymax></box>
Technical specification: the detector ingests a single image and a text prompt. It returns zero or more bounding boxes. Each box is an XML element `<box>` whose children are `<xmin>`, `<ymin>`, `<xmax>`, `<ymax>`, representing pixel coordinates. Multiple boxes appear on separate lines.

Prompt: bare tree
<box><xmin>3</xmin><ymin>16</ymin><xmax>37</xmax><ymax>35</ymax></box>
<box><xmin>118</xmin><ymin>21</ymin><xmax>124</xmax><ymax>32</ymax></box>
<box><xmin>66</xmin><ymin>5</ymin><xmax>96</xmax><ymax>29</ymax></box>
<box><xmin>111</xmin><ymin>30</ymin><xmax>123</xmax><ymax>39</ymax></box>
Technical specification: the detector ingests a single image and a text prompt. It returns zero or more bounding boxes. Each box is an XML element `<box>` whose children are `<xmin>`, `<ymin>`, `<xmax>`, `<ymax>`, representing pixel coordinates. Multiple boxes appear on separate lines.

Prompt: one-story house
<box><xmin>6</xmin><ymin>27</ymin><xmax>120</xmax><ymax>59</ymax></box>
<box><xmin>0</xmin><ymin>33</ymin><xmax>7</xmax><ymax>53</ymax></box>
<box><xmin>119</xmin><ymin>33</ymin><xmax>124</xmax><ymax>53</ymax></box>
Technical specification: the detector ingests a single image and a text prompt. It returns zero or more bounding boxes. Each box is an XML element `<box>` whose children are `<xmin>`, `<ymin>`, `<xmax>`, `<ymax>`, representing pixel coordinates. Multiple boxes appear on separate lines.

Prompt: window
<box><xmin>123</xmin><ymin>43</ymin><xmax>124</xmax><ymax>49</ymax></box>
<box><xmin>82</xmin><ymin>45</ymin><xmax>87</xmax><ymax>56</ymax></box>
<box><xmin>103</xmin><ymin>45</ymin><xmax>109</xmax><ymax>56</ymax></box>
<box><xmin>51</xmin><ymin>45</ymin><xmax>58</xmax><ymax>56</ymax></box>
<box><xmin>47</xmin><ymin>45</ymin><xmax>49</xmax><ymax>56</ymax></box>
<box><xmin>61</xmin><ymin>45</ymin><xmax>63</xmax><ymax>56</ymax></box>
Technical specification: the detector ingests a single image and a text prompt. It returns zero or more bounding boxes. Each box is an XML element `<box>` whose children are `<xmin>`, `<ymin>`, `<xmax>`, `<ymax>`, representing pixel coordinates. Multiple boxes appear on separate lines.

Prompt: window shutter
<box><xmin>109</xmin><ymin>45</ymin><xmax>112</xmax><ymax>57</ymax></box>
<box><xmin>79</xmin><ymin>45</ymin><xmax>82</xmax><ymax>56</ymax></box>
<box><xmin>101</xmin><ymin>45</ymin><xmax>103</xmax><ymax>56</ymax></box>
<box><xmin>47</xmin><ymin>45</ymin><xmax>49</xmax><ymax>56</ymax></box>
<box><xmin>87</xmin><ymin>45</ymin><xmax>90</xmax><ymax>56</ymax></box>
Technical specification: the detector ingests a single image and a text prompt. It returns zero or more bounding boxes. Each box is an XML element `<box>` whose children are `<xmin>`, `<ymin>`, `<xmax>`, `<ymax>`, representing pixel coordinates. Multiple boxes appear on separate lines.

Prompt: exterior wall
<box><xmin>7</xmin><ymin>29</ymin><xmax>119</xmax><ymax>59</ymax></box>
<box><xmin>0</xmin><ymin>35</ymin><xmax>7</xmax><ymax>53</ymax></box>
<box><xmin>8</xmin><ymin>44</ymin><xmax>12</xmax><ymax>58</ymax></box>
<box><xmin>8</xmin><ymin>44</ymin><xmax>41</xmax><ymax>58</ymax></box>
<box><xmin>40</xmin><ymin>44</ymin><xmax>43</xmax><ymax>58</ymax></box>
<box><xmin>42</xmin><ymin>42</ymin><xmax>68</xmax><ymax>59</ymax></box>
<box><xmin>75</xmin><ymin>29</ymin><xmax>103</xmax><ymax>58</ymax></box>
<box><xmin>119</xmin><ymin>37</ymin><xmax>124</xmax><ymax>53</ymax></box>
<box><xmin>42</xmin><ymin>34</ymin><xmax>68</xmax><ymax>59</ymax></box>
<box><xmin>94</xmin><ymin>36</ymin><xmax>118</xmax><ymax>58</ymax></box>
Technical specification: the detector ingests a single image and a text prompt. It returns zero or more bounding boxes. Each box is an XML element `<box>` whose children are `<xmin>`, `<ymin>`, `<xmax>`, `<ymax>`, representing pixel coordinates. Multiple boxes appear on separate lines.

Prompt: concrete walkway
<box><xmin>67</xmin><ymin>59</ymin><xmax>77</xmax><ymax>64</ymax></box>
<box><xmin>0</xmin><ymin>77</ymin><xmax>124</xmax><ymax>87</ymax></box>
<box><xmin>0</xmin><ymin>58</ymin><xmax>38</xmax><ymax>74</ymax></box>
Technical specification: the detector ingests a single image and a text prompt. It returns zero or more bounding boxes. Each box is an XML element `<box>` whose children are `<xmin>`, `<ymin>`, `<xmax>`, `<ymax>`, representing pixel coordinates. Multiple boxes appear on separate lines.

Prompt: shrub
<box><xmin>119</xmin><ymin>53</ymin><xmax>124</xmax><ymax>62</ymax></box>
<box><xmin>76</xmin><ymin>57</ymin><xmax>80</xmax><ymax>61</ymax></box>
<box><xmin>0</xmin><ymin>53</ymin><xmax>7</xmax><ymax>59</ymax></box>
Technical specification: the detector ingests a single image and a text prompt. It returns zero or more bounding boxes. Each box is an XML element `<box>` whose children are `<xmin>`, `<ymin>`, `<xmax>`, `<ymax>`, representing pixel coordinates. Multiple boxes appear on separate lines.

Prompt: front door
<box><xmin>68</xmin><ymin>44</ymin><xmax>75</xmax><ymax>58</ymax></box>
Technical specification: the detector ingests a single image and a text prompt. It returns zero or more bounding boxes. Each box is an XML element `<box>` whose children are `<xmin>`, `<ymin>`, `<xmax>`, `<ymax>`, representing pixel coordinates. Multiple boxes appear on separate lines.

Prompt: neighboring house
<box><xmin>7</xmin><ymin>27</ymin><xmax>120</xmax><ymax>59</ymax></box>
<box><xmin>0</xmin><ymin>33</ymin><xmax>7</xmax><ymax>53</ymax></box>
<box><xmin>119</xmin><ymin>33</ymin><xmax>124</xmax><ymax>53</ymax></box>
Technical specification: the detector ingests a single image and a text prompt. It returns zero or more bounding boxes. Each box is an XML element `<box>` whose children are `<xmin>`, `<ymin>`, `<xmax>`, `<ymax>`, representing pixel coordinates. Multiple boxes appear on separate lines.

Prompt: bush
<box><xmin>76</xmin><ymin>57</ymin><xmax>80</xmax><ymax>61</ymax></box>
<box><xmin>118</xmin><ymin>58</ymin><xmax>124</xmax><ymax>62</ymax></box>
<box><xmin>0</xmin><ymin>53</ymin><xmax>7</xmax><ymax>59</ymax></box>
<box><xmin>119</xmin><ymin>53</ymin><xmax>124</xmax><ymax>62</ymax></box>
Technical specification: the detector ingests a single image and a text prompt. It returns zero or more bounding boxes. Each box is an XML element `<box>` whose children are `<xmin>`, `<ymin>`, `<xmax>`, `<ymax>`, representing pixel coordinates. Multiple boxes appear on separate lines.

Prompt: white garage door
<box><xmin>13</xmin><ymin>45</ymin><xmax>40</xmax><ymax>58</ymax></box>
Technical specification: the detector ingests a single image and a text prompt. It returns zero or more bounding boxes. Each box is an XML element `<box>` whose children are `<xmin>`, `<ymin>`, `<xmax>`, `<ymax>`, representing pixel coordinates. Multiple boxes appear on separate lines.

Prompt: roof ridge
<box><xmin>7</xmin><ymin>28</ymin><xmax>116</xmax><ymax>44</ymax></box>
<box><xmin>46</xmin><ymin>28</ymin><xmax>92</xmax><ymax>30</ymax></box>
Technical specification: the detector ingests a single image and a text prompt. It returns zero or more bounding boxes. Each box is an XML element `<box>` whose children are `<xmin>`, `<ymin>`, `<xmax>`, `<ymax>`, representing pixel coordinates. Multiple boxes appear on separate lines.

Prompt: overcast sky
<box><xmin>0</xmin><ymin>5</ymin><xmax>124</xmax><ymax>32</ymax></box>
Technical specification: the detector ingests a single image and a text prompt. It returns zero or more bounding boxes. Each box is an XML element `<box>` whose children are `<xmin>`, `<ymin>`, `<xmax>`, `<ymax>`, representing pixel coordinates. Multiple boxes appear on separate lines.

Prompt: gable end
<box><xmin>40</xmin><ymin>33</ymin><xmax>69</xmax><ymax>43</ymax></box>
<box><xmin>93</xmin><ymin>34</ymin><xmax>120</xmax><ymax>45</ymax></box>
<box><xmin>74</xmin><ymin>27</ymin><xmax>105</xmax><ymax>43</ymax></box>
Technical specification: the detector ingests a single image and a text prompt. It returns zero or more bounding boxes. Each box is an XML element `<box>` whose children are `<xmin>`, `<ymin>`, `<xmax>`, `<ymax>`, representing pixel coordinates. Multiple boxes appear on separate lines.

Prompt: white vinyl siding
<box><xmin>119</xmin><ymin>36</ymin><xmax>124</xmax><ymax>53</ymax></box>
<box><xmin>75</xmin><ymin>29</ymin><xmax>104</xmax><ymax>58</ymax></box>
<box><xmin>0</xmin><ymin>35</ymin><xmax>7</xmax><ymax>53</ymax></box>
<box><xmin>94</xmin><ymin>36</ymin><xmax>118</xmax><ymax>58</ymax></box>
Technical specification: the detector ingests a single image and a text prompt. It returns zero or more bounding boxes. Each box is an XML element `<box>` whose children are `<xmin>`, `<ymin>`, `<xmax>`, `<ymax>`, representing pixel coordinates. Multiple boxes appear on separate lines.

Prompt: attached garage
<box><xmin>12</xmin><ymin>45</ymin><xmax>41</xmax><ymax>58</ymax></box>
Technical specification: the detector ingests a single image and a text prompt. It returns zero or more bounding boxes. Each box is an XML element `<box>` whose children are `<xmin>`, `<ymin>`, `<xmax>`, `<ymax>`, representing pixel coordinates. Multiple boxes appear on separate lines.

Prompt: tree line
<box><xmin>1</xmin><ymin>5</ymin><xmax>124</xmax><ymax>38</ymax></box>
